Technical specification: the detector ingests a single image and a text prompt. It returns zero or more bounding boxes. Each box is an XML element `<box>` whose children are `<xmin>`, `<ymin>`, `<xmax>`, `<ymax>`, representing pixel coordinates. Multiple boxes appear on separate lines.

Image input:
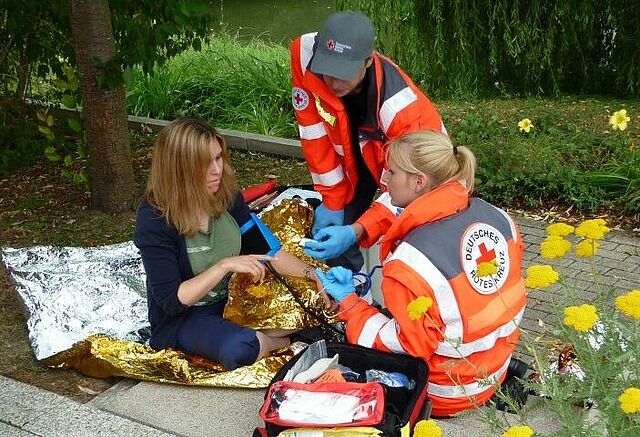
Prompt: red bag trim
<box><xmin>260</xmin><ymin>381</ymin><xmax>385</xmax><ymax>428</ymax></box>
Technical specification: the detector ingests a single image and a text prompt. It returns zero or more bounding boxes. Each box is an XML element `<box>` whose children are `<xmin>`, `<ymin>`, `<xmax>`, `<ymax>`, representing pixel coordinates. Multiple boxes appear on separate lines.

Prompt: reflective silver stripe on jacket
<box><xmin>427</xmin><ymin>355</ymin><xmax>511</xmax><ymax>398</ymax></box>
<box><xmin>310</xmin><ymin>165</ymin><xmax>344</xmax><ymax>187</ymax></box>
<box><xmin>298</xmin><ymin>122</ymin><xmax>327</xmax><ymax>140</ymax></box>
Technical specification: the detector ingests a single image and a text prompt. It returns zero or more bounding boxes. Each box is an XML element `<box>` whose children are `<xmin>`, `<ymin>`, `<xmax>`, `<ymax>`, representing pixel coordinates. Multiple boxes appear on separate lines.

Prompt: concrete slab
<box><xmin>90</xmin><ymin>380</ymin><xmax>267</xmax><ymax>437</ymax></box>
<box><xmin>0</xmin><ymin>376</ymin><xmax>174</xmax><ymax>437</ymax></box>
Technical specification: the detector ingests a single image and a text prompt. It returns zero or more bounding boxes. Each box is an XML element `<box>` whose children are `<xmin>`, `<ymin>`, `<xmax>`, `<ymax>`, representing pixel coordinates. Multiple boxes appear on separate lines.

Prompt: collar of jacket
<box><xmin>302</xmin><ymin>52</ymin><xmax>384</xmax><ymax>135</ymax></box>
<box><xmin>380</xmin><ymin>181</ymin><xmax>470</xmax><ymax>260</ymax></box>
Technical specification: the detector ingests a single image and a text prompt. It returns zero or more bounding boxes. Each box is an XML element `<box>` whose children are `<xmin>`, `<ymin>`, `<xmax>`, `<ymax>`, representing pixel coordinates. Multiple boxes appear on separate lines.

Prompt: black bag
<box><xmin>255</xmin><ymin>342</ymin><xmax>431</xmax><ymax>437</ymax></box>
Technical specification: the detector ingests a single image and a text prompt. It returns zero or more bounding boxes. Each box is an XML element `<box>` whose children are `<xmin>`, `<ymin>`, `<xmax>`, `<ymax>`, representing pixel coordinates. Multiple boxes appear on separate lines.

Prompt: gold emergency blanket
<box><xmin>39</xmin><ymin>198</ymin><xmax>333</xmax><ymax>388</ymax></box>
<box><xmin>43</xmin><ymin>334</ymin><xmax>293</xmax><ymax>388</ymax></box>
<box><xmin>224</xmin><ymin>199</ymin><xmax>331</xmax><ymax>329</ymax></box>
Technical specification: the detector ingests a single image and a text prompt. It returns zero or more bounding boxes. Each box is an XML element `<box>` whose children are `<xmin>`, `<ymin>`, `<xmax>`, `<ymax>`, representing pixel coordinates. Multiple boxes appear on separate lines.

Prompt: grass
<box><xmin>127</xmin><ymin>33</ymin><xmax>295</xmax><ymax>138</ymax></box>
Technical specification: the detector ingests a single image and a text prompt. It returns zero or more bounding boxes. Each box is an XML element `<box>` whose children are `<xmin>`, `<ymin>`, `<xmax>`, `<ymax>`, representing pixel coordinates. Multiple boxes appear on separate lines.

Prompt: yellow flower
<box><xmin>609</xmin><ymin>109</ymin><xmax>631</xmax><ymax>131</ymax></box>
<box><xmin>477</xmin><ymin>260</ymin><xmax>498</xmax><ymax>277</ymax></box>
<box><xmin>546</xmin><ymin>222</ymin><xmax>575</xmax><ymax>237</ymax></box>
<box><xmin>540</xmin><ymin>235</ymin><xmax>572</xmax><ymax>259</ymax></box>
<box><xmin>615</xmin><ymin>289</ymin><xmax>640</xmax><ymax>320</ymax></box>
<box><xmin>413</xmin><ymin>419</ymin><xmax>443</xmax><ymax>437</ymax></box>
<box><xmin>563</xmin><ymin>304</ymin><xmax>599</xmax><ymax>332</ymax></box>
<box><xmin>575</xmin><ymin>219</ymin><xmax>610</xmax><ymax>240</ymax></box>
<box><xmin>575</xmin><ymin>239</ymin><xmax>600</xmax><ymax>257</ymax></box>
<box><xmin>518</xmin><ymin>118</ymin><xmax>534</xmax><ymax>133</ymax></box>
<box><xmin>525</xmin><ymin>265</ymin><xmax>559</xmax><ymax>289</ymax></box>
<box><xmin>407</xmin><ymin>296</ymin><xmax>433</xmax><ymax>321</ymax></box>
<box><xmin>502</xmin><ymin>425</ymin><xmax>534</xmax><ymax>437</ymax></box>
<box><xmin>619</xmin><ymin>387</ymin><xmax>640</xmax><ymax>414</ymax></box>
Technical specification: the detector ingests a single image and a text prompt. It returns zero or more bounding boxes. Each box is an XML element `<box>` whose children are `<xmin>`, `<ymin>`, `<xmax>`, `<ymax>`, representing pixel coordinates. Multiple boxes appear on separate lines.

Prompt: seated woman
<box><xmin>134</xmin><ymin>117</ymin><xmax>318</xmax><ymax>370</ymax></box>
<box><xmin>315</xmin><ymin>131</ymin><xmax>527</xmax><ymax>417</ymax></box>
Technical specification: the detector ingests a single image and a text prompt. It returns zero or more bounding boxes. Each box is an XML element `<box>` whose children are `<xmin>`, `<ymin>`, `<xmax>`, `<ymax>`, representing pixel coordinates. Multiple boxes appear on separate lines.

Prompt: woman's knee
<box><xmin>217</xmin><ymin>329</ymin><xmax>260</xmax><ymax>370</ymax></box>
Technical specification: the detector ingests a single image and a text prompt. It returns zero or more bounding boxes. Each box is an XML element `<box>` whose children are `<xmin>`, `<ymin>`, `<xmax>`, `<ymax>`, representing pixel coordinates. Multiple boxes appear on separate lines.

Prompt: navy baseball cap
<box><xmin>310</xmin><ymin>11</ymin><xmax>375</xmax><ymax>80</ymax></box>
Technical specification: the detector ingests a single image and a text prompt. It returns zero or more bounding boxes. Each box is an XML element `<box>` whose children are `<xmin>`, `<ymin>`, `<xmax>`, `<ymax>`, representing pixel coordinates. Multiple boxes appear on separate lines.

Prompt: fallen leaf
<box><xmin>78</xmin><ymin>385</ymin><xmax>101</xmax><ymax>395</ymax></box>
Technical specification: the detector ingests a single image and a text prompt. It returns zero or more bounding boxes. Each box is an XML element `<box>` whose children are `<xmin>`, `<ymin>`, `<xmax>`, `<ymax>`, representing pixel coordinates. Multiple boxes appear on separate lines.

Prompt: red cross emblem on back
<box><xmin>294</xmin><ymin>92</ymin><xmax>304</xmax><ymax>105</ymax></box>
<box><xmin>475</xmin><ymin>243</ymin><xmax>496</xmax><ymax>265</ymax></box>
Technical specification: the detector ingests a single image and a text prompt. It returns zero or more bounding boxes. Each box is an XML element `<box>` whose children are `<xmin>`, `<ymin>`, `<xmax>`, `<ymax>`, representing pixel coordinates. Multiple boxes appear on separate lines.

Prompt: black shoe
<box><xmin>490</xmin><ymin>377</ymin><xmax>530</xmax><ymax>412</ymax></box>
<box><xmin>507</xmin><ymin>357</ymin><xmax>529</xmax><ymax>380</ymax></box>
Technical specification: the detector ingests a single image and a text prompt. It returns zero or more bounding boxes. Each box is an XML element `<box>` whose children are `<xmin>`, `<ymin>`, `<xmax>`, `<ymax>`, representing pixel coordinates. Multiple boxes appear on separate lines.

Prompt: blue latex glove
<box><xmin>304</xmin><ymin>225</ymin><xmax>356</xmax><ymax>261</ymax></box>
<box><xmin>315</xmin><ymin>267</ymin><xmax>356</xmax><ymax>303</ymax></box>
<box><xmin>312</xmin><ymin>203</ymin><xmax>344</xmax><ymax>235</ymax></box>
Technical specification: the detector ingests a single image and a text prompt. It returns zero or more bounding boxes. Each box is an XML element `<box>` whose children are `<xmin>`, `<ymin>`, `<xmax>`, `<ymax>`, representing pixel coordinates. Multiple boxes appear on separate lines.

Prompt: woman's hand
<box><xmin>218</xmin><ymin>254</ymin><xmax>273</xmax><ymax>283</ymax></box>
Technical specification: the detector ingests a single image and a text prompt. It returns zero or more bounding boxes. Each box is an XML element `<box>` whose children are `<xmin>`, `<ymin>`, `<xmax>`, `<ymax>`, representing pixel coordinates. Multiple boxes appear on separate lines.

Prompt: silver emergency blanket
<box><xmin>1</xmin><ymin>242</ymin><xmax>148</xmax><ymax>360</ymax></box>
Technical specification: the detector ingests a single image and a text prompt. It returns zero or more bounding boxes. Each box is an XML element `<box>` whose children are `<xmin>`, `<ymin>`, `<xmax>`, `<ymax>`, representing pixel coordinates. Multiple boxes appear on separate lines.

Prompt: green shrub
<box><xmin>0</xmin><ymin>105</ymin><xmax>43</xmax><ymax>178</ymax></box>
<box><xmin>127</xmin><ymin>33</ymin><xmax>295</xmax><ymax>138</ymax></box>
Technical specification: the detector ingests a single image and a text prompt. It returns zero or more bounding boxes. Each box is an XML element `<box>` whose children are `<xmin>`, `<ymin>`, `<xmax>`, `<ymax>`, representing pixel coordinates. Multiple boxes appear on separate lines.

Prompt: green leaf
<box><xmin>44</xmin><ymin>146</ymin><xmax>61</xmax><ymax>162</ymax></box>
<box><xmin>67</xmin><ymin>76</ymin><xmax>79</xmax><ymax>92</ymax></box>
<box><xmin>73</xmin><ymin>172</ymin><xmax>89</xmax><ymax>188</ymax></box>
<box><xmin>52</xmin><ymin>79</ymin><xmax>68</xmax><ymax>90</ymax></box>
<box><xmin>46</xmin><ymin>114</ymin><xmax>54</xmax><ymax>127</ymax></box>
<box><xmin>63</xmin><ymin>154</ymin><xmax>73</xmax><ymax>166</ymax></box>
<box><xmin>67</xmin><ymin>118</ymin><xmax>82</xmax><ymax>133</ymax></box>
<box><xmin>38</xmin><ymin>125</ymin><xmax>55</xmax><ymax>141</ymax></box>
<box><xmin>61</xmin><ymin>95</ymin><xmax>76</xmax><ymax>108</ymax></box>
<box><xmin>61</xmin><ymin>168</ymin><xmax>71</xmax><ymax>179</ymax></box>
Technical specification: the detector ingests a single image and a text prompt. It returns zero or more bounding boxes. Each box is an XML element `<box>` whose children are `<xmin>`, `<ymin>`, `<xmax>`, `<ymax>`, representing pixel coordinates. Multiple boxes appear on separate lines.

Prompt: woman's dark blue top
<box><xmin>133</xmin><ymin>193</ymin><xmax>270</xmax><ymax>350</ymax></box>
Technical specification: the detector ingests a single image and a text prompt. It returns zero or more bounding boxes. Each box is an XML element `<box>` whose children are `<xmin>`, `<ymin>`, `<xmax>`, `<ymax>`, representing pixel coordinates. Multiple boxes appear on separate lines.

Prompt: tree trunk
<box><xmin>69</xmin><ymin>0</ymin><xmax>135</xmax><ymax>212</ymax></box>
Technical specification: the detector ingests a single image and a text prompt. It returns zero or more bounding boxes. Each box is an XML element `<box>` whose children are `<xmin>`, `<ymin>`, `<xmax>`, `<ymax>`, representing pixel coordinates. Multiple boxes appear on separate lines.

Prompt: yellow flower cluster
<box><xmin>407</xmin><ymin>296</ymin><xmax>433</xmax><ymax>321</ymax></box>
<box><xmin>575</xmin><ymin>219</ymin><xmax>610</xmax><ymax>240</ymax></box>
<box><xmin>615</xmin><ymin>290</ymin><xmax>640</xmax><ymax>320</ymax></box>
<box><xmin>546</xmin><ymin>222</ymin><xmax>575</xmax><ymax>237</ymax></box>
<box><xmin>502</xmin><ymin>425</ymin><xmax>534</xmax><ymax>437</ymax></box>
<box><xmin>575</xmin><ymin>239</ymin><xmax>600</xmax><ymax>257</ymax></box>
<box><xmin>619</xmin><ymin>387</ymin><xmax>640</xmax><ymax>414</ymax></box>
<box><xmin>609</xmin><ymin>109</ymin><xmax>631</xmax><ymax>131</ymax></box>
<box><xmin>518</xmin><ymin>118</ymin><xmax>534</xmax><ymax>133</ymax></box>
<box><xmin>540</xmin><ymin>235</ymin><xmax>572</xmax><ymax>259</ymax></box>
<box><xmin>563</xmin><ymin>304</ymin><xmax>599</xmax><ymax>332</ymax></box>
<box><xmin>476</xmin><ymin>260</ymin><xmax>498</xmax><ymax>277</ymax></box>
<box><xmin>413</xmin><ymin>419</ymin><xmax>443</xmax><ymax>437</ymax></box>
<box><xmin>525</xmin><ymin>265</ymin><xmax>559</xmax><ymax>289</ymax></box>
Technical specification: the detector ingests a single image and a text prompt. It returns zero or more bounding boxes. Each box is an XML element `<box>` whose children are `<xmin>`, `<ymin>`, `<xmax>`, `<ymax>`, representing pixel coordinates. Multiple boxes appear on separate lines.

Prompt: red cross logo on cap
<box><xmin>326</xmin><ymin>39</ymin><xmax>335</xmax><ymax>51</ymax></box>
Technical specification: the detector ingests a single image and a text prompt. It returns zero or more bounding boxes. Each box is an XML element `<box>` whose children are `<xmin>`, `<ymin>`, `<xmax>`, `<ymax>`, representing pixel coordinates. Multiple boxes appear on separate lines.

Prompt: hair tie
<box><xmin>453</xmin><ymin>144</ymin><xmax>458</xmax><ymax>155</ymax></box>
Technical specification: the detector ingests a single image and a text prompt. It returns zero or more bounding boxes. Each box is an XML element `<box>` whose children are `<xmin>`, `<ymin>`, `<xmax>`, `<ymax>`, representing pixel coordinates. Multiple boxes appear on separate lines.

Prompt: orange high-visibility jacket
<box><xmin>337</xmin><ymin>181</ymin><xmax>527</xmax><ymax>417</ymax></box>
<box><xmin>290</xmin><ymin>33</ymin><xmax>445</xmax><ymax>245</ymax></box>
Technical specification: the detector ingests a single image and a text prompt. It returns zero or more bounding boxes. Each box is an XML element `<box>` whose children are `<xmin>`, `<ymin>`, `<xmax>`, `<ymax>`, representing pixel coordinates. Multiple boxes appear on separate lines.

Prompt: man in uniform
<box><xmin>290</xmin><ymin>11</ymin><xmax>447</xmax><ymax>271</ymax></box>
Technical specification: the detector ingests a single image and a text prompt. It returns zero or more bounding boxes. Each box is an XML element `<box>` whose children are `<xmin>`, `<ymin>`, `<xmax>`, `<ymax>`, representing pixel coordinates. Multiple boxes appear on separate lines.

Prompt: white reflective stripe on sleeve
<box><xmin>298</xmin><ymin>122</ymin><xmax>327</xmax><ymax>140</ymax></box>
<box><xmin>494</xmin><ymin>206</ymin><xmax>518</xmax><ymax>244</ymax></box>
<box><xmin>357</xmin><ymin>313</ymin><xmax>390</xmax><ymax>348</ymax></box>
<box><xmin>310</xmin><ymin>165</ymin><xmax>345</xmax><ymax>187</ymax></box>
<box><xmin>427</xmin><ymin>355</ymin><xmax>511</xmax><ymax>398</ymax></box>
<box><xmin>333</xmin><ymin>144</ymin><xmax>344</xmax><ymax>156</ymax></box>
<box><xmin>390</xmin><ymin>242</ymin><xmax>463</xmax><ymax>343</ymax></box>
<box><xmin>299</xmin><ymin>33</ymin><xmax>316</xmax><ymax>74</ymax></box>
<box><xmin>379</xmin><ymin>87</ymin><xmax>417</xmax><ymax>133</ymax></box>
<box><xmin>373</xmin><ymin>192</ymin><xmax>396</xmax><ymax>214</ymax></box>
<box><xmin>378</xmin><ymin>319</ymin><xmax>406</xmax><ymax>354</ymax></box>
<box><xmin>436</xmin><ymin>306</ymin><xmax>525</xmax><ymax>358</ymax></box>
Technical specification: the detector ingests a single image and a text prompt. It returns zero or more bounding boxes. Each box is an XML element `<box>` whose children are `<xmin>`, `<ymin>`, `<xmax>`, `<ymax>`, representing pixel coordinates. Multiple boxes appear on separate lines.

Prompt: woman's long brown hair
<box><xmin>145</xmin><ymin>118</ymin><xmax>238</xmax><ymax>236</ymax></box>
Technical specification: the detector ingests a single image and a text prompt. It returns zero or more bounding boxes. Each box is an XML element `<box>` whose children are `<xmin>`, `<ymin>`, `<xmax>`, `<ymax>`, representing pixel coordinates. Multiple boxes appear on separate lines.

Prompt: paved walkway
<box><xmin>1</xmin><ymin>214</ymin><xmax>638</xmax><ymax>437</ymax></box>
